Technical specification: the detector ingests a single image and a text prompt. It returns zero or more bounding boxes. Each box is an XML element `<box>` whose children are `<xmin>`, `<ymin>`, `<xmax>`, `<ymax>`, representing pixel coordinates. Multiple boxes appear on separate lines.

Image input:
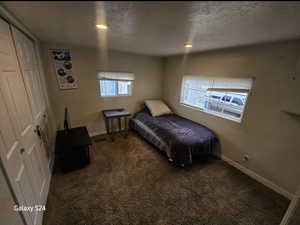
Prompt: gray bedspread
<box><xmin>129</xmin><ymin>109</ymin><xmax>218</xmax><ymax>165</ymax></box>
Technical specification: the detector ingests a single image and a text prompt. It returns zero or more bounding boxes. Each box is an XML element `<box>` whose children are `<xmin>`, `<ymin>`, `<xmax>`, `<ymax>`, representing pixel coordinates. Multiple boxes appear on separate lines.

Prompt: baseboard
<box><xmin>89</xmin><ymin>130</ymin><xmax>106</xmax><ymax>137</ymax></box>
<box><xmin>49</xmin><ymin>154</ymin><xmax>55</xmax><ymax>172</ymax></box>
<box><xmin>48</xmin><ymin>139</ymin><xmax>56</xmax><ymax>172</ymax></box>
<box><xmin>280</xmin><ymin>195</ymin><xmax>299</xmax><ymax>225</ymax></box>
<box><xmin>221</xmin><ymin>155</ymin><xmax>294</xmax><ymax>200</ymax></box>
<box><xmin>40</xmin><ymin>164</ymin><xmax>52</xmax><ymax>225</ymax></box>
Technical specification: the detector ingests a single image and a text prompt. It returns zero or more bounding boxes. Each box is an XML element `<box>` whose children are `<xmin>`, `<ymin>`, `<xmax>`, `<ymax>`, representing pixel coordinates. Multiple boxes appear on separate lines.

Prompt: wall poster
<box><xmin>49</xmin><ymin>49</ymin><xmax>78</xmax><ymax>89</ymax></box>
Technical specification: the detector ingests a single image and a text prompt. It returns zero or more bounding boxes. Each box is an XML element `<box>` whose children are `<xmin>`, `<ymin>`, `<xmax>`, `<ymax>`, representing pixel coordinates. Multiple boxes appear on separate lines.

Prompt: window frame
<box><xmin>99</xmin><ymin>79</ymin><xmax>134</xmax><ymax>97</ymax></box>
<box><xmin>180</xmin><ymin>76</ymin><xmax>252</xmax><ymax>123</ymax></box>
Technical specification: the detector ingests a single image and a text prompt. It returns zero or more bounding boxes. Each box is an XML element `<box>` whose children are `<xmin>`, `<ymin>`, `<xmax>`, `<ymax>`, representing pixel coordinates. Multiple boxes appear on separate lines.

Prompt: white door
<box><xmin>12</xmin><ymin>27</ymin><xmax>45</xmax><ymax>119</ymax></box>
<box><xmin>0</xmin><ymin>19</ymin><xmax>47</xmax><ymax>225</ymax></box>
<box><xmin>12</xmin><ymin>27</ymin><xmax>50</xmax><ymax>204</ymax></box>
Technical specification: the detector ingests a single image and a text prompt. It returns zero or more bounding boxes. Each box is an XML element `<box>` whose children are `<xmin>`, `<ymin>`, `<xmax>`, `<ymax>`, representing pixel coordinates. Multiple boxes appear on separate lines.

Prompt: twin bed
<box><xmin>129</xmin><ymin>103</ymin><xmax>218</xmax><ymax>166</ymax></box>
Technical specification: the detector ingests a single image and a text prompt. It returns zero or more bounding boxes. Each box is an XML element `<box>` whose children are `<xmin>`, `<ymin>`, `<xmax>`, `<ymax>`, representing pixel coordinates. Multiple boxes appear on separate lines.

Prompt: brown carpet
<box><xmin>43</xmin><ymin>132</ymin><xmax>289</xmax><ymax>225</ymax></box>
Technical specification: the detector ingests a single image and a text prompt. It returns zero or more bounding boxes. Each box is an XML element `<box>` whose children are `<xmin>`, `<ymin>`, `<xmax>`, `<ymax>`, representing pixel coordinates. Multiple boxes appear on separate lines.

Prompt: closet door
<box><xmin>0</xmin><ymin>18</ymin><xmax>36</xmax><ymax>225</ymax></box>
<box><xmin>12</xmin><ymin>27</ymin><xmax>45</xmax><ymax>120</ymax></box>
<box><xmin>0</xmin><ymin>19</ymin><xmax>47</xmax><ymax>225</ymax></box>
<box><xmin>11</xmin><ymin>27</ymin><xmax>50</xmax><ymax>203</ymax></box>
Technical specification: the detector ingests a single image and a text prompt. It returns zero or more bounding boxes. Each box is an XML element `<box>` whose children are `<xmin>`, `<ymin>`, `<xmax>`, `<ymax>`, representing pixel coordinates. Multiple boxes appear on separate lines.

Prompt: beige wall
<box><xmin>0</xmin><ymin>167</ymin><xmax>24</xmax><ymax>225</ymax></box>
<box><xmin>41</xmin><ymin>43</ymin><xmax>164</xmax><ymax>135</ymax></box>
<box><xmin>163</xmin><ymin>40</ymin><xmax>300</xmax><ymax>196</ymax></box>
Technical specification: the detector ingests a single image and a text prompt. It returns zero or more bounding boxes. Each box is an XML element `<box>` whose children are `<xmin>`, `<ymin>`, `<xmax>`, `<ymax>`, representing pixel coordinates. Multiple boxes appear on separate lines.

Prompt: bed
<box><xmin>129</xmin><ymin>107</ymin><xmax>218</xmax><ymax>166</ymax></box>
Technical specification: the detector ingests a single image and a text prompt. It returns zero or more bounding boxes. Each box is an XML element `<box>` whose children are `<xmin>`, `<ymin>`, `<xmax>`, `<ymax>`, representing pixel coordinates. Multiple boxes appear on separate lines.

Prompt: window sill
<box><xmin>99</xmin><ymin>95</ymin><xmax>132</xmax><ymax>98</ymax></box>
<box><xmin>180</xmin><ymin>103</ymin><xmax>242</xmax><ymax>123</ymax></box>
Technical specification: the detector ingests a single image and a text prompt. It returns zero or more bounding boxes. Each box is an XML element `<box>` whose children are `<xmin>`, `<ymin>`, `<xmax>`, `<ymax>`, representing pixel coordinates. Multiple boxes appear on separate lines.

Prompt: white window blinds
<box><xmin>97</xmin><ymin>72</ymin><xmax>135</xmax><ymax>81</ymax></box>
<box><xmin>182</xmin><ymin>76</ymin><xmax>253</xmax><ymax>92</ymax></box>
<box><xmin>207</xmin><ymin>77</ymin><xmax>253</xmax><ymax>93</ymax></box>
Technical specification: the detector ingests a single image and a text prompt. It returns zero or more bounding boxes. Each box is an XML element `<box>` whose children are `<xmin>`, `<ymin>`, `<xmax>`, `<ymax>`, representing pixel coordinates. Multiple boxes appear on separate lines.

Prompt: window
<box><xmin>99</xmin><ymin>80</ymin><xmax>117</xmax><ymax>96</ymax></box>
<box><xmin>118</xmin><ymin>81</ymin><xmax>132</xmax><ymax>95</ymax></box>
<box><xmin>180</xmin><ymin>76</ymin><xmax>253</xmax><ymax>122</ymax></box>
<box><xmin>97</xmin><ymin>72</ymin><xmax>134</xmax><ymax>97</ymax></box>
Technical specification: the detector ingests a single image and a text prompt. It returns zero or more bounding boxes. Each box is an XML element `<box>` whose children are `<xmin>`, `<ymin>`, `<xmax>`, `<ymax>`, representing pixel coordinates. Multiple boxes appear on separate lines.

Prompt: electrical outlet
<box><xmin>243</xmin><ymin>155</ymin><xmax>249</xmax><ymax>162</ymax></box>
<box><xmin>289</xmin><ymin>73</ymin><xmax>297</xmax><ymax>81</ymax></box>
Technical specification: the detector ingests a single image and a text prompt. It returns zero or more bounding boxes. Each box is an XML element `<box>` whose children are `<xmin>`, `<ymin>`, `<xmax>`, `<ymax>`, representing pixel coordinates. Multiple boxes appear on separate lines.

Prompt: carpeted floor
<box><xmin>43</xmin><ymin>132</ymin><xmax>289</xmax><ymax>225</ymax></box>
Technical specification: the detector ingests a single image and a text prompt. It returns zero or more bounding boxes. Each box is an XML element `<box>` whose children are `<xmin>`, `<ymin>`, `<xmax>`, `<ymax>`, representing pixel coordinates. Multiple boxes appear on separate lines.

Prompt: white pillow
<box><xmin>145</xmin><ymin>100</ymin><xmax>172</xmax><ymax>117</ymax></box>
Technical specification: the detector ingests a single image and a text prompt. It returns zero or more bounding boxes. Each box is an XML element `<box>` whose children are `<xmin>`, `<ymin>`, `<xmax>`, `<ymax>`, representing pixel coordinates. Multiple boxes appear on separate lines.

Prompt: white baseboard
<box><xmin>280</xmin><ymin>195</ymin><xmax>299</xmax><ymax>225</ymax></box>
<box><xmin>221</xmin><ymin>155</ymin><xmax>294</xmax><ymax>200</ymax></box>
<box><xmin>89</xmin><ymin>130</ymin><xmax>106</xmax><ymax>137</ymax></box>
<box><xmin>48</xmin><ymin>139</ymin><xmax>56</xmax><ymax>172</ymax></box>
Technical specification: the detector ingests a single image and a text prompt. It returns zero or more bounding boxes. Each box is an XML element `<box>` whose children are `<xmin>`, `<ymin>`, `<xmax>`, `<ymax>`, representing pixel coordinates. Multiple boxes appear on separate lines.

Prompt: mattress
<box><xmin>129</xmin><ymin>108</ymin><xmax>218</xmax><ymax>165</ymax></box>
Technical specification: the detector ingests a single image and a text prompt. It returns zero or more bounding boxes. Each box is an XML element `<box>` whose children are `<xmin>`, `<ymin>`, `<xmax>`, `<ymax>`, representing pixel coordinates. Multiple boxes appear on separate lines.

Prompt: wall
<box><xmin>0</xmin><ymin>167</ymin><xmax>24</xmax><ymax>225</ymax></box>
<box><xmin>41</xmin><ymin>43</ymin><xmax>164</xmax><ymax>135</ymax></box>
<box><xmin>163</xmin><ymin>40</ymin><xmax>300</xmax><ymax>196</ymax></box>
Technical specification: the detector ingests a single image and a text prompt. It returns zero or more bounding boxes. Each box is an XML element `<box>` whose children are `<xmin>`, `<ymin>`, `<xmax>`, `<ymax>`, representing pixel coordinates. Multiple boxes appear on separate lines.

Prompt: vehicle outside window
<box><xmin>204</xmin><ymin>91</ymin><xmax>247</xmax><ymax>119</ymax></box>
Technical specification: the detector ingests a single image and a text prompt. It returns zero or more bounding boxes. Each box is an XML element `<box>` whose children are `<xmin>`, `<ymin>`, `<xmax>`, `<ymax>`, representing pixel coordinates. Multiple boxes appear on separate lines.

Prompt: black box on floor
<box><xmin>55</xmin><ymin>126</ymin><xmax>92</xmax><ymax>172</ymax></box>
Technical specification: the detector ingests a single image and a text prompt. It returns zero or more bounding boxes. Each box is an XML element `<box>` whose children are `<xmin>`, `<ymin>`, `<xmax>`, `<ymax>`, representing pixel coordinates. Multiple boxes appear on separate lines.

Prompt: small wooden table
<box><xmin>102</xmin><ymin>109</ymin><xmax>131</xmax><ymax>141</ymax></box>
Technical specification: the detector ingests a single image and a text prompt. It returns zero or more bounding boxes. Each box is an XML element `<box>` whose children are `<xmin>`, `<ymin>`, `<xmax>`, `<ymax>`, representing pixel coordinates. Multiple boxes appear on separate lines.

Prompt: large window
<box><xmin>97</xmin><ymin>72</ymin><xmax>134</xmax><ymax>97</ymax></box>
<box><xmin>180</xmin><ymin>76</ymin><xmax>253</xmax><ymax>122</ymax></box>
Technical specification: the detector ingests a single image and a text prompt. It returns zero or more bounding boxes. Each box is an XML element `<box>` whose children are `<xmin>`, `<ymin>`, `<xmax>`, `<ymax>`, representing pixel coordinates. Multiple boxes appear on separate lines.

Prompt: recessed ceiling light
<box><xmin>185</xmin><ymin>44</ymin><xmax>192</xmax><ymax>48</ymax></box>
<box><xmin>96</xmin><ymin>24</ymin><xmax>108</xmax><ymax>30</ymax></box>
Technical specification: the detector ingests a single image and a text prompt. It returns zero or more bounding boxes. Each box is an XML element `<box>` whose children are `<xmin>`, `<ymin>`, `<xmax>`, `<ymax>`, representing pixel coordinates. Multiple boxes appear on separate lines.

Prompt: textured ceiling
<box><xmin>3</xmin><ymin>1</ymin><xmax>300</xmax><ymax>56</ymax></box>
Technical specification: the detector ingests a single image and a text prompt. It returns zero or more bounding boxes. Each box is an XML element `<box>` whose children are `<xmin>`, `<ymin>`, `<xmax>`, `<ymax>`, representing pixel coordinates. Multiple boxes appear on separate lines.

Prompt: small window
<box><xmin>118</xmin><ymin>81</ymin><xmax>132</xmax><ymax>95</ymax></box>
<box><xmin>180</xmin><ymin>76</ymin><xmax>253</xmax><ymax>122</ymax></box>
<box><xmin>99</xmin><ymin>80</ymin><xmax>117</xmax><ymax>96</ymax></box>
<box><xmin>97</xmin><ymin>72</ymin><xmax>134</xmax><ymax>97</ymax></box>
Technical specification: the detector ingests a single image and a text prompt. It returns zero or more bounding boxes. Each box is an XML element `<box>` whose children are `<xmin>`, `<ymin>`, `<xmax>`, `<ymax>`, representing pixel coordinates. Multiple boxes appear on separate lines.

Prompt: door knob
<box><xmin>20</xmin><ymin>148</ymin><xmax>25</xmax><ymax>154</ymax></box>
<box><xmin>34</xmin><ymin>125</ymin><xmax>41</xmax><ymax>137</ymax></box>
